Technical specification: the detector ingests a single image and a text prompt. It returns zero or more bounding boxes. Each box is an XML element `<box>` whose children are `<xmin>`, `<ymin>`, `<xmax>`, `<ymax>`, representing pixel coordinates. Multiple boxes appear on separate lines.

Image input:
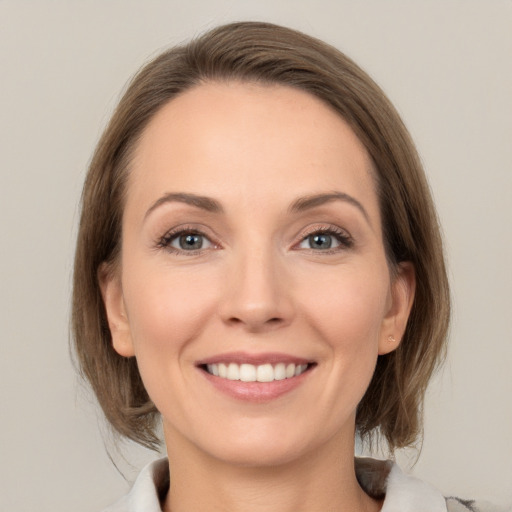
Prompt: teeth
<box><xmin>274</xmin><ymin>363</ymin><xmax>286</xmax><ymax>381</ymax></box>
<box><xmin>239</xmin><ymin>363</ymin><xmax>256</xmax><ymax>382</ymax></box>
<box><xmin>218</xmin><ymin>363</ymin><xmax>227</xmax><ymax>378</ymax></box>
<box><xmin>227</xmin><ymin>363</ymin><xmax>239</xmax><ymax>380</ymax></box>
<box><xmin>257</xmin><ymin>363</ymin><xmax>274</xmax><ymax>382</ymax></box>
<box><xmin>205</xmin><ymin>362</ymin><xmax>309</xmax><ymax>382</ymax></box>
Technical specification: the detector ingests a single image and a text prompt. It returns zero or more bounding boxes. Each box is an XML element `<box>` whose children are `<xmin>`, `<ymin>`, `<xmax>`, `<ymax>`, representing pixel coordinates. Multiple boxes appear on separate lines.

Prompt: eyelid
<box><xmin>292</xmin><ymin>224</ymin><xmax>354</xmax><ymax>251</ymax></box>
<box><xmin>156</xmin><ymin>224</ymin><xmax>221</xmax><ymax>254</ymax></box>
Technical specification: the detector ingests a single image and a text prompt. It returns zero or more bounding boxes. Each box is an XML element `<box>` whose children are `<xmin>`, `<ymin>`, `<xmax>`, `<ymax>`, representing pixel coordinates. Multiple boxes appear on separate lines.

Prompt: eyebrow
<box><xmin>144</xmin><ymin>192</ymin><xmax>223</xmax><ymax>220</ymax></box>
<box><xmin>144</xmin><ymin>191</ymin><xmax>370</xmax><ymax>224</ymax></box>
<box><xmin>289</xmin><ymin>192</ymin><xmax>370</xmax><ymax>223</ymax></box>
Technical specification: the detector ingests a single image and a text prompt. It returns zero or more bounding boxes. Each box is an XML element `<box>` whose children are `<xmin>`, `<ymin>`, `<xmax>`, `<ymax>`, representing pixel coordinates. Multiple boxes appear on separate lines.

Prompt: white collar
<box><xmin>104</xmin><ymin>457</ymin><xmax>447</xmax><ymax>511</ymax></box>
<box><xmin>381</xmin><ymin>462</ymin><xmax>447</xmax><ymax>511</ymax></box>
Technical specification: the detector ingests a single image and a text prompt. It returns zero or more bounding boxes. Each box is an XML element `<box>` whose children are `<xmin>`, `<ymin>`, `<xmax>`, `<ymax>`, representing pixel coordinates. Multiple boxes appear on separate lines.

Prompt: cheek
<box><xmin>120</xmin><ymin>260</ymin><xmax>223</xmax><ymax>419</ymax></box>
<box><xmin>302</xmin><ymin>266</ymin><xmax>390</xmax><ymax>347</ymax></box>
<box><xmin>122</xmin><ymin>260</ymin><xmax>219</xmax><ymax>358</ymax></box>
<box><xmin>300</xmin><ymin>266</ymin><xmax>390</xmax><ymax>401</ymax></box>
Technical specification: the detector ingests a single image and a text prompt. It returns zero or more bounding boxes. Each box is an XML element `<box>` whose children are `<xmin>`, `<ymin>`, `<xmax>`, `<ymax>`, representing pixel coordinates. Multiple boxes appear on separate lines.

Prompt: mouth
<box><xmin>200</xmin><ymin>361</ymin><xmax>314</xmax><ymax>382</ymax></box>
<box><xmin>195</xmin><ymin>352</ymin><xmax>317</xmax><ymax>403</ymax></box>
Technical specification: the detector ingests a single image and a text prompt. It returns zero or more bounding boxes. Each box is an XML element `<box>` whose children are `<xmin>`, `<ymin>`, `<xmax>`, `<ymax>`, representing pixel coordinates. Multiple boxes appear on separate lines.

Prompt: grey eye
<box><xmin>171</xmin><ymin>233</ymin><xmax>211</xmax><ymax>251</ymax></box>
<box><xmin>310</xmin><ymin>234</ymin><xmax>333</xmax><ymax>249</ymax></box>
<box><xmin>300</xmin><ymin>233</ymin><xmax>340</xmax><ymax>250</ymax></box>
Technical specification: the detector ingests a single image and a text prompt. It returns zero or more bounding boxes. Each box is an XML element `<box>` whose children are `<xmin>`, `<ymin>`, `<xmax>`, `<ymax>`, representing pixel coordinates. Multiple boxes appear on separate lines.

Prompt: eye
<box><xmin>158</xmin><ymin>228</ymin><xmax>215</xmax><ymax>253</ymax></box>
<box><xmin>171</xmin><ymin>232</ymin><xmax>211</xmax><ymax>251</ymax></box>
<box><xmin>300</xmin><ymin>233</ymin><xmax>338</xmax><ymax>250</ymax></box>
<box><xmin>297</xmin><ymin>228</ymin><xmax>353</xmax><ymax>252</ymax></box>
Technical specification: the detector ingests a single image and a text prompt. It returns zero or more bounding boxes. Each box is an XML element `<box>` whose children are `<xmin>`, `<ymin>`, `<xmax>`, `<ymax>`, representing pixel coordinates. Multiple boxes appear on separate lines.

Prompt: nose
<box><xmin>218</xmin><ymin>246</ymin><xmax>294</xmax><ymax>332</ymax></box>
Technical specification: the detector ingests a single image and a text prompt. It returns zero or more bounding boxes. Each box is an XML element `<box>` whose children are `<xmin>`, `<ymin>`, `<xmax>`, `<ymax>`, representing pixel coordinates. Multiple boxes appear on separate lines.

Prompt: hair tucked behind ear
<box><xmin>72</xmin><ymin>21</ymin><xmax>449</xmax><ymax>452</ymax></box>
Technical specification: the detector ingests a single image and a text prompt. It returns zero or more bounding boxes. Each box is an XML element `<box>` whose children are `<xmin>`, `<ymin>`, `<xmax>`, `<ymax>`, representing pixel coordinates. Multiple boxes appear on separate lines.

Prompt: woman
<box><xmin>72</xmin><ymin>21</ymin><xmax>493</xmax><ymax>511</ymax></box>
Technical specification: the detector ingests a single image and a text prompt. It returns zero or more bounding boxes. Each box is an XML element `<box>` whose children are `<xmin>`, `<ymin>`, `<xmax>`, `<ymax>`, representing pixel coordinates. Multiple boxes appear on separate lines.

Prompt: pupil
<box><xmin>310</xmin><ymin>234</ymin><xmax>332</xmax><ymax>249</ymax></box>
<box><xmin>180</xmin><ymin>234</ymin><xmax>202</xmax><ymax>250</ymax></box>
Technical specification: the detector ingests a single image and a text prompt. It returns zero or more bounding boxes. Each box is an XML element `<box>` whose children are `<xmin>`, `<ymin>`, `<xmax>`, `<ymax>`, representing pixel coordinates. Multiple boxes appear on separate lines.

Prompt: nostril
<box><xmin>227</xmin><ymin>316</ymin><xmax>283</xmax><ymax>325</ymax></box>
<box><xmin>225</xmin><ymin>315</ymin><xmax>285</xmax><ymax>331</ymax></box>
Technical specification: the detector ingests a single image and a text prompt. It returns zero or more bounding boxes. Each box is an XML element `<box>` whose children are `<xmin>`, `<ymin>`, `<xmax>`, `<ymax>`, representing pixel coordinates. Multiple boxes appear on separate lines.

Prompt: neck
<box><xmin>162</xmin><ymin>428</ymin><xmax>381</xmax><ymax>512</ymax></box>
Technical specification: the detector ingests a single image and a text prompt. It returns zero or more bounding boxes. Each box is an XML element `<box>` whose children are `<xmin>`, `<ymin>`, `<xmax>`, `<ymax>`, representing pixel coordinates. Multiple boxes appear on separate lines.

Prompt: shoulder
<box><xmin>446</xmin><ymin>497</ymin><xmax>511</xmax><ymax>512</ymax></box>
<box><xmin>381</xmin><ymin>461</ymin><xmax>447</xmax><ymax>511</ymax></box>
<box><xmin>356</xmin><ymin>457</ymin><xmax>446</xmax><ymax>511</ymax></box>
<box><xmin>356</xmin><ymin>458</ymin><xmax>509</xmax><ymax>512</ymax></box>
<box><xmin>102</xmin><ymin>458</ymin><xmax>169</xmax><ymax>512</ymax></box>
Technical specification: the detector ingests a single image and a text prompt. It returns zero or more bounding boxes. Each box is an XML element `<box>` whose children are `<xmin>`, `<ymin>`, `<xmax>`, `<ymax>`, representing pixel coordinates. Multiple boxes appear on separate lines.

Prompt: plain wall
<box><xmin>0</xmin><ymin>1</ymin><xmax>511</xmax><ymax>510</ymax></box>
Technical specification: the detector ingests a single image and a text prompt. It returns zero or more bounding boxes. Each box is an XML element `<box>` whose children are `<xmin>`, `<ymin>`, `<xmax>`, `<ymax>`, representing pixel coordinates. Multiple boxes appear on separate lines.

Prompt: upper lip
<box><xmin>196</xmin><ymin>352</ymin><xmax>313</xmax><ymax>367</ymax></box>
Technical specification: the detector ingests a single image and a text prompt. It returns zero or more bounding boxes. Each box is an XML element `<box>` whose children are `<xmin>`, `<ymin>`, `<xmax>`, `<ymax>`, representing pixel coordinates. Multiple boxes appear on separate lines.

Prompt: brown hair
<box><xmin>72</xmin><ymin>21</ymin><xmax>450</xmax><ymax>451</ymax></box>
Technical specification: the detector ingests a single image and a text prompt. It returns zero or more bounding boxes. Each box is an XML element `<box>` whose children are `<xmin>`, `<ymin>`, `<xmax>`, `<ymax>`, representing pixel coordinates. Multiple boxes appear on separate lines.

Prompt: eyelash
<box><xmin>156</xmin><ymin>225</ymin><xmax>216</xmax><ymax>255</ymax></box>
<box><xmin>295</xmin><ymin>225</ymin><xmax>354</xmax><ymax>254</ymax></box>
<box><xmin>156</xmin><ymin>224</ymin><xmax>354</xmax><ymax>255</ymax></box>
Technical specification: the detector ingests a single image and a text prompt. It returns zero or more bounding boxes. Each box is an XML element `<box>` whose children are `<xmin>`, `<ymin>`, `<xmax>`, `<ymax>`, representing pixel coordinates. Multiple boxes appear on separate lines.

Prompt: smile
<box><xmin>197</xmin><ymin>353</ymin><xmax>316</xmax><ymax>401</ymax></box>
<box><xmin>205</xmin><ymin>362</ymin><xmax>309</xmax><ymax>382</ymax></box>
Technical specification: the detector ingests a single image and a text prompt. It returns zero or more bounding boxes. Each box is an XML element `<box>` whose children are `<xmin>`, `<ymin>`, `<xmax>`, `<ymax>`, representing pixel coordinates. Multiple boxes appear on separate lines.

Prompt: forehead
<box><xmin>127</xmin><ymin>81</ymin><xmax>378</xmax><ymax>221</ymax></box>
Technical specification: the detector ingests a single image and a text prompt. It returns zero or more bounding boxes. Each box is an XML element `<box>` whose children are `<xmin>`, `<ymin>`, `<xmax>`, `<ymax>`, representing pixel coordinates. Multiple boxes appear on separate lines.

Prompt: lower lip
<box><xmin>199</xmin><ymin>367</ymin><xmax>312</xmax><ymax>403</ymax></box>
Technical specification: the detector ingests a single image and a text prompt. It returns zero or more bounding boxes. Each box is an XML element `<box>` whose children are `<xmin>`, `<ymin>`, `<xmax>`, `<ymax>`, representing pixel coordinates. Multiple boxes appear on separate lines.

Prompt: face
<box><xmin>101</xmin><ymin>82</ymin><xmax>414</xmax><ymax>467</ymax></box>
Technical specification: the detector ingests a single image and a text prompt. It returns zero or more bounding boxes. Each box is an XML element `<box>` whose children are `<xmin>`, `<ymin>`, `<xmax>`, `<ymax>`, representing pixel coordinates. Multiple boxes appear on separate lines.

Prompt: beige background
<box><xmin>1</xmin><ymin>1</ymin><xmax>511</xmax><ymax>510</ymax></box>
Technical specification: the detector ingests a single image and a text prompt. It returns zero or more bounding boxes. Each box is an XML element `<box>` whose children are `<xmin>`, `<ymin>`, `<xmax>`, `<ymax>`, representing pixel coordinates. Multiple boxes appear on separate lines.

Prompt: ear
<box><xmin>98</xmin><ymin>262</ymin><xmax>135</xmax><ymax>358</ymax></box>
<box><xmin>378</xmin><ymin>262</ymin><xmax>416</xmax><ymax>355</ymax></box>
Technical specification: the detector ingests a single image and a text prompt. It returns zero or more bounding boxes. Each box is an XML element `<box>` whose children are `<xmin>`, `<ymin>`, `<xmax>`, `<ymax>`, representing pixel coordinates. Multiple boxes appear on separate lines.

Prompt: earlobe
<box><xmin>378</xmin><ymin>262</ymin><xmax>416</xmax><ymax>355</ymax></box>
<box><xmin>98</xmin><ymin>263</ymin><xmax>135</xmax><ymax>358</ymax></box>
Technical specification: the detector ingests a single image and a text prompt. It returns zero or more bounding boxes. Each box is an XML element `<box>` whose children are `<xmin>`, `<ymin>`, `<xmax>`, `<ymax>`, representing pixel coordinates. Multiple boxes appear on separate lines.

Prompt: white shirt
<box><xmin>102</xmin><ymin>457</ymin><xmax>500</xmax><ymax>512</ymax></box>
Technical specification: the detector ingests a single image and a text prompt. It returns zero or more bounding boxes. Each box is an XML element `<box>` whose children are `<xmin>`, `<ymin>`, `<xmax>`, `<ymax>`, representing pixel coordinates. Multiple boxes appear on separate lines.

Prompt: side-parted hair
<box><xmin>72</xmin><ymin>21</ymin><xmax>450</xmax><ymax>451</ymax></box>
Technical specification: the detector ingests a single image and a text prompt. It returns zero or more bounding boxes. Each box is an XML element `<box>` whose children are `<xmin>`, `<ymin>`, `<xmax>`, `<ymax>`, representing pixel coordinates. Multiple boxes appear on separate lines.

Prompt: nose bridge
<box><xmin>220</xmin><ymin>236</ymin><xmax>292</xmax><ymax>330</ymax></box>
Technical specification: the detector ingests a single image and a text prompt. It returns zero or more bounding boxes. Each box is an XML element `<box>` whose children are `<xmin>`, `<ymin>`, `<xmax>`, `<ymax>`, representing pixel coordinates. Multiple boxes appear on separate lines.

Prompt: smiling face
<box><xmin>101</xmin><ymin>81</ymin><xmax>414</xmax><ymax>467</ymax></box>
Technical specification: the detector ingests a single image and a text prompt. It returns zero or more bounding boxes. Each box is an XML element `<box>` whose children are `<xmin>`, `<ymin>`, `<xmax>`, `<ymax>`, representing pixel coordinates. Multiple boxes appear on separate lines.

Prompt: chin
<box><xmin>190</xmin><ymin>417</ymin><xmax>341</xmax><ymax>469</ymax></box>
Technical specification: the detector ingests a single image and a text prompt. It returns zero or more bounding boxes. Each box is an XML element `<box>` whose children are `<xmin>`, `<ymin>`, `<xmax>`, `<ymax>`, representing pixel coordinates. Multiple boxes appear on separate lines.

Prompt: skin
<box><xmin>101</xmin><ymin>82</ymin><xmax>415</xmax><ymax>511</ymax></box>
